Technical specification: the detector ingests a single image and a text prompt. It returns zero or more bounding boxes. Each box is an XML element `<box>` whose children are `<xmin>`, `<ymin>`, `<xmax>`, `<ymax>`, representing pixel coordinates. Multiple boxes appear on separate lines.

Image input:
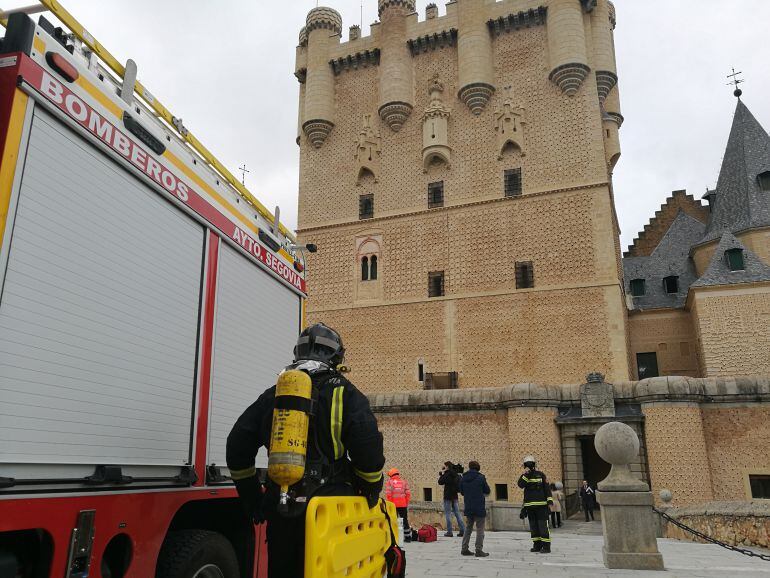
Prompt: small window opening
<box><xmin>757</xmin><ymin>171</ymin><xmax>770</xmax><ymax>192</ymax></box>
<box><xmin>495</xmin><ymin>483</ymin><xmax>509</xmax><ymax>501</ymax></box>
<box><xmin>423</xmin><ymin>488</ymin><xmax>433</xmax><ymax>502</ymax></box>
<box><xmin>428</xmin><ymin>181</ymin><xmax>444</xmax><ymax>208</ymax></box>
<box><xmin>749</xmin><ymin>475</ymin><xmax>770</xmax><ymax>499</ymax></box>
<box><xmin>725</xmin><ymin>248</ymin><xmax>745</xmax><ymax>271</ymax></box>
<box><xmin>636</xmin><ymin>352</ymin><xmax>659</xmax><ymax>380</ymax></box>
<box><xmin>515</xmin><ymin>261</ymin><xmax>534</xmax><ymax>289</ymax></box>
<box><xmin>428</xmin><ymin>271</ymin><xmax>445</xmax><ymax>297</ymax></box>
<box><xmin>370</xmin><ymin>255</ymin><xmax>378</xmax><ymax>280</ymax></box>
<box><xmin>359</xmin><ymin>194</ymin><xmax>374</xmax><ymax>220</ymax></box>
<box><xmin>418</xmin><ymin>362</ymin><xmax>424</xmax><ymax>382</ymax></box>
<box><xmin>606</xmin><ymin>129</ymin><xmax>610</xmax><ymax>138</ymax></box>
<box><xmin>663</xmin><ymin>276</ymin><xmax>679</xmax><ymax>294</ymax></box>
<box><xmin>361</xmin><ymin>256</ymin><xmax>369</xmax><ymax>281</ymax></box>
<box><xmin>630</xmin><ymin>278</ymin><xmax>646</xmax><ymax>297</ymax></box>
<box><xmin>504</xmin><ymin>168</ymin><xmax>522</xmax><ymax>198</ymax></box>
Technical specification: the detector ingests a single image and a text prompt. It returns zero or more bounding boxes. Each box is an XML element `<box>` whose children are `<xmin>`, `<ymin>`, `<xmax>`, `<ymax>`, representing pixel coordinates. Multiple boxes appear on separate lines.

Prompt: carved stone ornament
<box><xmin>458</xmin><ymin>82</ymin><xmax>495</xmax><ymax>116</ymax></box>
<box><xmin>303</xmin><ymin>119</ymin><xmax>334</xmax><ymax>149</ymax></box>
<box><xmin>355</xmin><ymin>114</ymin><xmax>382</xmax><ymax>183</ymax></box>
<box><xmin>379</xmin><ymin>101</ymin><xmax>413</xmax><ymax>132</ymax></box>
<box><xmin>580</xmin><ymin>372</ymin><xmax>615</xmax><ymax>418</ymax></box>
<box><xmin>549</xmin><ymin>62</ymin><xmax>590</xmax><ymax>96</ymax></box>
<box><xmin>494</xmin><ymin>89</ymin><xmax>526</xmax><ymax>159</ymax></box>
<box><xmin>422</xmin><ymin>75</ymin><xmax>451</xmax><ymax>170</ymax></box>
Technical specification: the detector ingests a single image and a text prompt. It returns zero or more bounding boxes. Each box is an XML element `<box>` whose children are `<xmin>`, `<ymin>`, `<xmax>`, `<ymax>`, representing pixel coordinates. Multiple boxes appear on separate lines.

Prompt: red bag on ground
<box><xmin>417</xmin><ymin>525</ymin><xmax>437</xmax><ymax>543</ymax></box>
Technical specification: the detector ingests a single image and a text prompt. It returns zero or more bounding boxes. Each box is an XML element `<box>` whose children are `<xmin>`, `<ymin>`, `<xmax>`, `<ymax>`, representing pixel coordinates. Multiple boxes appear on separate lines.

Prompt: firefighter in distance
<box><xmin>226</xmin><ymin>323</ymin><xmax>385</xmax><ymax>578</ymax></box>
<box><xmin>518</xmin><ymin>455</ymin><xmax>554</xmax><ymax>554</ymax></box>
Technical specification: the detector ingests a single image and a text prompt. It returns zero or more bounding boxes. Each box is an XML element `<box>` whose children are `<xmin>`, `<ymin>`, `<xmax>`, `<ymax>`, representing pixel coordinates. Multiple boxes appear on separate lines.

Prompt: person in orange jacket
<box><xmin>385</xmin><ymin>468</ymin><xmax>412</xmax><ymax>541</ymax></box>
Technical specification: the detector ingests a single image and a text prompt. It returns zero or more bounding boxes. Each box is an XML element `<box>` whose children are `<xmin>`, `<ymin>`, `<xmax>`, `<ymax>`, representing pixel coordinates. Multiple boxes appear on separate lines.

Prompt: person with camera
<box><xmin>438</xmin><ymin>461</ymin><xmax>465</xmax><ymax>538</ymax></box>
<box><xmin>518</xmin><ymin>455</ymin><xmax>553</xmax><ymax>554</ymax></box>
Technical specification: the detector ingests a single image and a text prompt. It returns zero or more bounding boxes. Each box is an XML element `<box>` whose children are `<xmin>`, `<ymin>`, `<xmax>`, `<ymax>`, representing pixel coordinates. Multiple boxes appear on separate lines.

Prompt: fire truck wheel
<box><xmin>156</xmin><ymin>530</ymin><xmax>239</xmax><ymax>578</ymax></box>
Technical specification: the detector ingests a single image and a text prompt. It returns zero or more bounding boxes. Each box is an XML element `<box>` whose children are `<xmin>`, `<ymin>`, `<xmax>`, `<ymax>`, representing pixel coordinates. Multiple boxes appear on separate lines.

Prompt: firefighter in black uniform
<box><xmin>517</xmin><ymin>455</ymin><xmax>553</xmax><ymax>553</ymax></box>
<box><xmin>226</xmin><ymin>323</ymin><xmax>385</xmax><ymax>578</ymax></box>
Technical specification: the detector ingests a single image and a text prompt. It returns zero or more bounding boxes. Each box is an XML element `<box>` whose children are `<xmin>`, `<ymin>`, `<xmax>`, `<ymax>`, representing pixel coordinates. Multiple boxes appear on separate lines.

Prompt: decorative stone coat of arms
<box><xmin>580</xmin><ymin>372</ymin><xmax>615</xmax><ymax>418</ymax></box>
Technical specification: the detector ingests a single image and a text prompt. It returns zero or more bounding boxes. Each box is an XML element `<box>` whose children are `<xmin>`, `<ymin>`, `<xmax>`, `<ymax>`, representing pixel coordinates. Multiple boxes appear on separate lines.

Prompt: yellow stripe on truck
<box><xmin>0</xmin><ymin>91</ymin><xmax>29</xmax><ymax>251</ymax></box>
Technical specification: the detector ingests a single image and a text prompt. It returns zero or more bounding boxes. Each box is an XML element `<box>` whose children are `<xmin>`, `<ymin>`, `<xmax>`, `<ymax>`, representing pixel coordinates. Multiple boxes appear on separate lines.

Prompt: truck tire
<box><xmin>155</xmin><ymin>530</ymin><xmax>239</xmax><ymax>578</ymax></box>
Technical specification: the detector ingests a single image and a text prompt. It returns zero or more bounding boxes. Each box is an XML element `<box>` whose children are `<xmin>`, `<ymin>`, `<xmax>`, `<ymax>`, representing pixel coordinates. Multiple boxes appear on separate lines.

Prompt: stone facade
<box><xmin>665</xmin><ymin>501</ymin><xmax>770</xmax><ymax>550</ymax></box>
<box><xmin>297</xmin><ymin>0</ymin><xmax>629</xmax><ymax>390</ymax></box>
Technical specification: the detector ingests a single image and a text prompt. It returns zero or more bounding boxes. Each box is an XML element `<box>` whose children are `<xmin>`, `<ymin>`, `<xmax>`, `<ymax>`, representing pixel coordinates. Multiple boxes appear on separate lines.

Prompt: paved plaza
<box><xmin>403</xmin><ymin>520</ymin><xmax>770</xmax><ymax>577</ymax></box>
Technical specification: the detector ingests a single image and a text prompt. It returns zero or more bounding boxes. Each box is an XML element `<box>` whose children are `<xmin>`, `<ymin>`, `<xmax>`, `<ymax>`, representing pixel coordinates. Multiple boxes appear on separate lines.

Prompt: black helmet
<box><xmin>293</xmin><ymin>323</ymin><xmax>345</xmax><ymax>366</ymax></box>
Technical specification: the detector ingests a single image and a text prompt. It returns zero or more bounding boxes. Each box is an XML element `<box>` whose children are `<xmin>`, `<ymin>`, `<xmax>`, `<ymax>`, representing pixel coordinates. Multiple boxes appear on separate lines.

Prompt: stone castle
<box><xmin>295</xmin><ymin>0</ymin><xmax>770</xmax><ymax>511</ymax></box>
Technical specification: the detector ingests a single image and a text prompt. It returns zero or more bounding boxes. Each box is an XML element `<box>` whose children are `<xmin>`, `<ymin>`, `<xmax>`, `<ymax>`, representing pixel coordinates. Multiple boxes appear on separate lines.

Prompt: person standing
<box><xmin>459</xmin><ymin>461</ymin><xmax>490</xmax><ymax>557</ymax></box>
<box><xmin>580</xmin><ymin>480</ymin><xmax>596</xmax><ymax>521</ymax></box>
<box><xmin>518</xmin><ymin>455</ymin><xmax>553</xmax><ymax>554</ymax></box>
<box><xmin>549</xmin><ymin>482</ymin><xmax>564</xmax><ymax>528</ymax></box>
<box><xmin>385</xmin><ymin>468</ymin><xmax>412</xmax><ymax>540</ymax></box>
<box><xmin>438</xmin><ymin>461</ymin><xmax>465</xmax><ymax>537</ymax></box>
<box><xmin>226</xmin><ymin>323</ymin><xmax>385</xmax><ymax>578</ymax></box>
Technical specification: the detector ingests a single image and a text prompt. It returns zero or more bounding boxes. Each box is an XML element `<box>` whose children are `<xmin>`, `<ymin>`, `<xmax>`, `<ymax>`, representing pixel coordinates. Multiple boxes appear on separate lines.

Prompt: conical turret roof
<box><xmin>702</xmin><ymin>100</ymin><xmax>770</xmax><ymax>241</ymax></box>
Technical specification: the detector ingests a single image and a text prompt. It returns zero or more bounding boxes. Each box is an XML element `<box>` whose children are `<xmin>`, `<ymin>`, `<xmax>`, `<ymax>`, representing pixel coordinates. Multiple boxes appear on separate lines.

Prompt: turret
<box><xmin>303</xmin><ymin>7</ymin><xmax>342</xmax><ymax>148</ymax></box>
<box><xmin>295</xmin><ymin>26</ymin><xmax>308</xmax><ymax>145</ymax></box>
<box><xmin>602</xmin><ymin>83</ymin><xmax>622</xmax><ymax>171</ymax></box>
<box><xmin>456</xmin><ymin>0</ymin><xmax>496</xmax><ymax>115</ymax></box>
<box><xmin>378</xmin><ymin>0</ymin><xmax>415</xmax><ymax>132</ymax></box>
<box><xmin>589</xmin><ymin>0</ymin><xmax>617</xmax><ymax>101</ymax></box>
<box><xmin>547</xmin><ymin>0</ymin><xmax>590</xmax><ymax>96</ymax></box>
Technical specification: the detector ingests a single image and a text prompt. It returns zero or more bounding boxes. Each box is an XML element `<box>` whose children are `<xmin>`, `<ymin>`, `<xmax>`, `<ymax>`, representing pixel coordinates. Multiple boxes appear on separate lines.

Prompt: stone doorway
<box><xmin>579</xmin><ymin>435</ymin><xmax>611</xmax><ymax>488</ymax></box>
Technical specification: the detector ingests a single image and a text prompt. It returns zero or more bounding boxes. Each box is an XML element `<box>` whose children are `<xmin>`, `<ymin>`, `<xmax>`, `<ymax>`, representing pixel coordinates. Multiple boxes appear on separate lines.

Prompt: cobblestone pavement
<box><xmin>403</xmin><ymin>520</ymin><xmax>770</xmax><ymax>577</ymax></box>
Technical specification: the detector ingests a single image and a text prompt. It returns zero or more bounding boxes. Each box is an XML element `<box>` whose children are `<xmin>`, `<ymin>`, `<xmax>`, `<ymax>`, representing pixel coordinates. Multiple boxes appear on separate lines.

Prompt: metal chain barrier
<box><xmin>653</xmin><ymin>507</ymin><xmax>770</xmax><ymax>562</ymax></box>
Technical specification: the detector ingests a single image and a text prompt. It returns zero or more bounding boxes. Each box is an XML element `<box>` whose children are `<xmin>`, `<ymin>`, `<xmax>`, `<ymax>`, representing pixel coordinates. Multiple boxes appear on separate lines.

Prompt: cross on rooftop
<box><xmin>238</xmin><ymin>164</ymin><xmax>250</xmax><ymax>185</ymax></box>
<box><xmin>727</xmin><ymin>67</ymin><xmax>744</xmax><ymax>98</ymax></box>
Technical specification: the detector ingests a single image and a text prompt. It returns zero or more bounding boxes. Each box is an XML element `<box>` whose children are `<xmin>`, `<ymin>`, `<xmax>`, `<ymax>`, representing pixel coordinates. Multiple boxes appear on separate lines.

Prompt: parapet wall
<box><xmin>664</xmin><ymin>501</ymin><xmax>770</xmax><ymax>549</ymax></box>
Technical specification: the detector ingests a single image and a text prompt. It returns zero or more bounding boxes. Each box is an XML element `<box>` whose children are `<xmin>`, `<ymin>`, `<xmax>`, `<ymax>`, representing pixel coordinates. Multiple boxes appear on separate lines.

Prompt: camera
<box><xmin>452</xmin><ymin>463</ymin><xmax>464</xmax><ymax>474</ymax></box>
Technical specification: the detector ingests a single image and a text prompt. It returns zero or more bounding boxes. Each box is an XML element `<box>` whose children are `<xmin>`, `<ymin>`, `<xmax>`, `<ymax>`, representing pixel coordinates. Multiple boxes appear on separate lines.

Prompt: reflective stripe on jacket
<box><xmin>385</xmin><ymin>476</ymin><xmax>411</xmax><ymax>508</ymax></box>
<box><xmin>517</xmin><ymin>470</ymin><xmax>553</xmax><ymax>508</ymax></box>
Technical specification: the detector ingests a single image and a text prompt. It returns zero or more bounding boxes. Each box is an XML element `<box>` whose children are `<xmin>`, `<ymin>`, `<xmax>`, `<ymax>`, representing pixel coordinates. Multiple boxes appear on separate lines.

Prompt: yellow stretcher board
<box><xmin>305</xmin><ymin>497</ymin><xmax>398</xmax><ymax>578</ymax></box>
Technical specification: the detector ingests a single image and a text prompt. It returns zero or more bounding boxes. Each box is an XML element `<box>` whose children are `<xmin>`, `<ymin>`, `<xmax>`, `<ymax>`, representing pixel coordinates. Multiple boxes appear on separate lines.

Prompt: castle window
<box><xmin>749</xmin><ymin>475</ymin><xmax>770</xmax><ymax>499</ymax></box>
<box><xmin>361</xmin><ymin>256</ymin><xmax>369</xmax><ymax>281</ymax></box>
<box><xmin>758</xmin><ymin>171</ymin><xmax>770</xmax><ymax>192</ymax></box>
<box><xmin>663</xmin><ymin>276</ymin><xmax>679</xmax><ymax>294</ymax></box>
<box><xmin>428</xmin><ymin>271</ymin><xmax>445</xmax><ymax>297</ymax></box>
<box><xmin>423</xmin><ymin>488</ymin><xmax>433</xmax><ymax>501</ymax></box>
<box><xmin>636</xmin><ymin>352</ymin><xmax>659</xmax><ymax>380</ymax></box>
<box><xmin>359</xmin><ymin>194</ymin><xmax>374</xmax><ymax>220</ymax></box>
<box><xmin>418</xmin><ymin>361</ymin><xmax>424</xmax><ymax>382</ymax></box>
<box><xmin>428</xmin><ymin>181</ymin><xmax>444</xmax><ymax>208</ymax></box>
<box><xmin>515</xmin><ymin>261</ymin><xmax>534</xmax><ymax>289</ymax></box>
<box><xmin>630</xmin><ymin>278</ymin><xmax>646</xmax><ymax>297</ymax></box>
<box><xmin>504</xmin><ymin>168</ymin><xmax>522</xmax><ymax>198</ymax></box>
<box><xmin>495</xmin><ymin>483</ymin><xmax>509</xmax><ymax>501</ymax></box>
<box><xmin>725</xmin><ymin>248</ymin><xmax>745</xmax><ymax>271</ymax></box>
<box><xmin>370</xmin><ymin>255</ymin><xmax>378</xmax><ymax>280</ymax></box>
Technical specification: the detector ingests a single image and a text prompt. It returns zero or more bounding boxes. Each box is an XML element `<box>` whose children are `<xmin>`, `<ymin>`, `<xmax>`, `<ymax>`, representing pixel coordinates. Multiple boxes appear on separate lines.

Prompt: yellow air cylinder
<box><xmin>268</xmin><ymin>369</ymin><xmax>313</xmax><ymax>512</ymax></box>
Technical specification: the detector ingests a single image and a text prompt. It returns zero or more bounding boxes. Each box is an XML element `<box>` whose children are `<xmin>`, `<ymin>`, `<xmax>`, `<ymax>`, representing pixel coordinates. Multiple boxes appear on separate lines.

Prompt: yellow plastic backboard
<box><xmin>305</xmin><ymin>497</ymin><xmax>398</xmax><ymax>578</ymax></box>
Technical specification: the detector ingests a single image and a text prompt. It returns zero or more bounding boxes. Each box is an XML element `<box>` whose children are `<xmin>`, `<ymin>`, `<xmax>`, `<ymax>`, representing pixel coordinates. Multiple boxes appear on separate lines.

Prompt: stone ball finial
<box><xmin>378</xmin><ymin>0</ymin><xmax>416</xmax><ymax>17</ymax></box>
<box><xmin>306</xmin><ymin>7</ymin><xmax>343</xmax><ymax>35</ymax></box>
<box><xmin>595</xmin><ymin>421</ymin><xmax>639</xmax><ymax>466</ymax></box>
<box><xmin>659</xmin><ymin>489</ymin><xmax>673</xmax><ymax>504</ymax></box>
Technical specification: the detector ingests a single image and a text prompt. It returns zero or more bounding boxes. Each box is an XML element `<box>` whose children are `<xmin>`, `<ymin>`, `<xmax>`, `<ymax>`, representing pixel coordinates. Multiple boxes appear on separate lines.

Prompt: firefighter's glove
<box><xmin>354</xmin><ymin>475</ymin><xmax>384</xmax><ymax>510</ymax></box>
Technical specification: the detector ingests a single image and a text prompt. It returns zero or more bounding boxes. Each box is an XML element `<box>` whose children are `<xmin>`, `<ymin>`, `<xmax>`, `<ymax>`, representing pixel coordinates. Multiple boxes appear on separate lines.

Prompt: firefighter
<box><xmin>517</xmin><ymin>455</ymin><xmax>553</xmax><ymax>554</ymax></box>
<box><xmin>385</xmin><ymin>468</ymin><xmax>412</xmax><ymax>541</ymax></box>
<box><xmin>226</xmin><ymin>323</ymin><xmax>385</xmax><ymax>578</ymax></box>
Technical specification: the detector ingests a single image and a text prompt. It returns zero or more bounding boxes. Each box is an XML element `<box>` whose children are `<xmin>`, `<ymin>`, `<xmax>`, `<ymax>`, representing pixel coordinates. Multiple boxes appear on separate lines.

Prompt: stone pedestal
<box><xmin>597</xmin><ymin>490</ymin><xmax>664</xmax><ymax>570</ymax></box>
<box><xmin>595</xmin><ymin>421</ymin><xmax>664</xmax><ymax>571</ymax></box>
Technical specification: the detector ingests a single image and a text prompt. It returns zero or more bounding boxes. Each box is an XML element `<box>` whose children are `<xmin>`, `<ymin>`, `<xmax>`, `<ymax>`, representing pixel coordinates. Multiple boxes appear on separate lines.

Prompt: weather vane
<box><xmin>238</xmin><ymin>164</ymin><xmax>250</xmax><ymax>185</ymax></box>
<box><xmin>727</xmin><ymin>67</ymin><xmax>744</xmax><ymax>98</ymax></box>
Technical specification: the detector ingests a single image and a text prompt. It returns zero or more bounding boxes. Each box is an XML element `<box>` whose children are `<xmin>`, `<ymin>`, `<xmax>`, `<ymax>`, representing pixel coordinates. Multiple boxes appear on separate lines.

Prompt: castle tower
<box><xmin>296</xmin><ymin>0</ymin><xmax>630</xmax><ymax>393</ymax></box>
<box><xmin>547</xmin><ymin>0</ymin><xmax>590</xmax><ymax>95</ymax></box>
<box><xmin>377</xmin><ymin>0</ymin><xmax>415</xmax><ymax>131</ymax></box>
<box><xmin>302</xmin><ymin>7</ymin><xmax>342</xmax><ymax>148</ymax></box>
<box><xmin>456</xmin><ymin>0</ymin><xmax>496</xmax><ymax>114</ymax></box>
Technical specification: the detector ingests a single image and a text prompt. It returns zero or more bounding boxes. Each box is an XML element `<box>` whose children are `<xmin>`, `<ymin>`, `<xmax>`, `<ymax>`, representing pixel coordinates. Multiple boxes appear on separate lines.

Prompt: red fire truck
<box><xmin>0</xmin><ymin>4</ymin><xmax>307</xmax><ymax>576</ymax></box>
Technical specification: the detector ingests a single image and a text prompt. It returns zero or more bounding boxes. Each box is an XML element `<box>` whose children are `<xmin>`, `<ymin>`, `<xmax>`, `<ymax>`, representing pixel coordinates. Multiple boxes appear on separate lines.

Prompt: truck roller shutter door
<box><xmin>0</xmin><ymin>109</ymin><xmax>203</xmax><ymax>468</ymax></box>
<box><xmin>208</xmin><ymin>243</ymin><xmax>300</xmax><ymax>470</ymax></box>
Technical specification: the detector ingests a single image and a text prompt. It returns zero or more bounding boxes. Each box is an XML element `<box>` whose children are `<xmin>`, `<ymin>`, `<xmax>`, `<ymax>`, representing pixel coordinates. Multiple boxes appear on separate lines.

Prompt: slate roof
<box><xmin>623</xmin><ymin>211</ymin><xmax>705</xmax><ymax>310</ymax></box>
<box><xmin>690</xmin><ymin>232</ymin><xmax>770</xmax><ymax>288</ymax></box>
<box><xmin>702</xmin><ymin>100</ymin><xmax>770</xmax><ymax>242</ymax></box>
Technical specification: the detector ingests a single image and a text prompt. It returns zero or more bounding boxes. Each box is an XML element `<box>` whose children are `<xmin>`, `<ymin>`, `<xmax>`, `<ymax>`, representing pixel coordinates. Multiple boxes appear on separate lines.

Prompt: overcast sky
<box><xmin>34</xmin><ymin>0</ymin><xmax>770</xmax><ymax>250</ymax></box>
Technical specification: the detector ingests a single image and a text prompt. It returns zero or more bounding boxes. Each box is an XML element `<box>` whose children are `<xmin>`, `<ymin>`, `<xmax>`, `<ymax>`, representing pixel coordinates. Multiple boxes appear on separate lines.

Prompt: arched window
<box><xmin>361</xmin><ymin>256</ymin><xmax>369</xmax><ymax>281</ymax></box>
<box><xmin>370</xmin><ymin>255</ymin><xmax>378</xmax><ymax>280</ymax></box>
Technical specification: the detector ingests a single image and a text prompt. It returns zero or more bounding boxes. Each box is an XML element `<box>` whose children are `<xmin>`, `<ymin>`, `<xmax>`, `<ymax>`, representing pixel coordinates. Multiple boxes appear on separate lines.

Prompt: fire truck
<box><xmin>0</xmin><ymin>3</ymin><xmax>311</xmax><ymax>576</ymax></box>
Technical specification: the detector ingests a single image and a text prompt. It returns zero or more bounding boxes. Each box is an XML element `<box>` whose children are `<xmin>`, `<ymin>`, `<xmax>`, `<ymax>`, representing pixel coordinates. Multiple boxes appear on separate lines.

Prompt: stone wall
<box><xmin>627</xmin><ymin>309</ymin><xmax>699</xmax><ymax>379</ymax></box>
<box><xmin>664</xmin><ymin>501</ymin><xmax>770</xmax><ymax>550</ymax></box>
<box><xmin>691</xmin><ymin>287</ymin><xmax>770</xmax><ymax>377</ymax></box>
